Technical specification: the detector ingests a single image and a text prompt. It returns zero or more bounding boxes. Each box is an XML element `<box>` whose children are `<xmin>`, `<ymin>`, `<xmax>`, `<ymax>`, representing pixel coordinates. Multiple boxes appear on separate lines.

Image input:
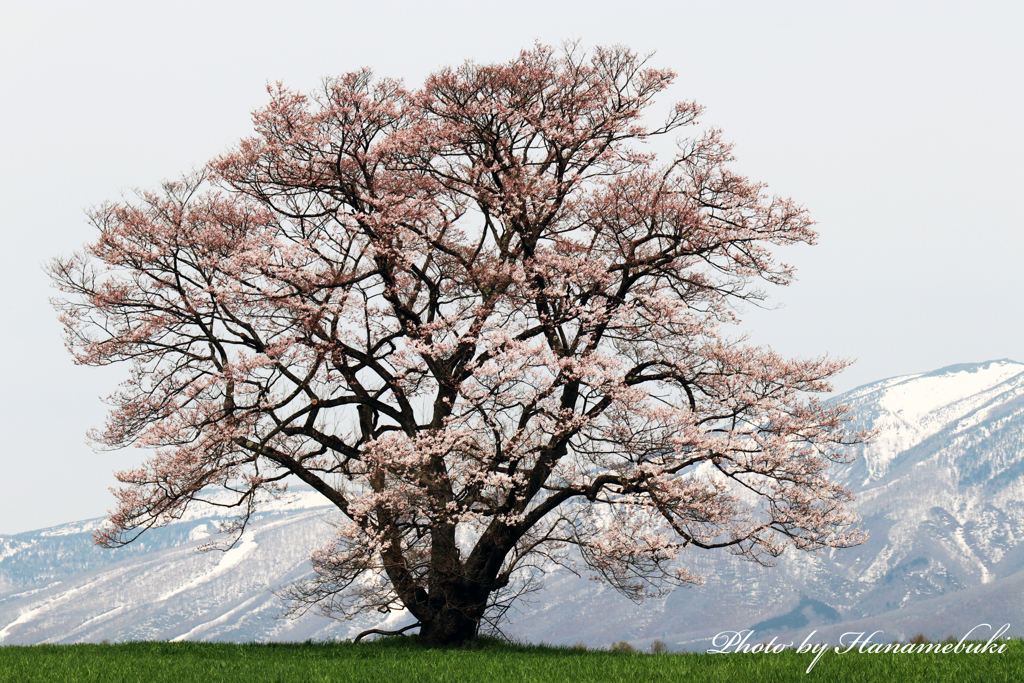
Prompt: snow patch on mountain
<box><xmin>171</xmin><ymin>595</ymin><xmax>262</xmax><ymax>642</ymax></box>
<box><xmin>878</xmin><ymin>361</ymin><xmax>1023</xmax><ymax>422</ymax></box>
<box><xmin>158</xmin><ymin>534</ymin><xmax>259</xmax><ymax>602</ymax></box>
<box><xmin>845</xmin><ymin>359</ymin><xmax>1024</xmax><ymax>482</ymax></box>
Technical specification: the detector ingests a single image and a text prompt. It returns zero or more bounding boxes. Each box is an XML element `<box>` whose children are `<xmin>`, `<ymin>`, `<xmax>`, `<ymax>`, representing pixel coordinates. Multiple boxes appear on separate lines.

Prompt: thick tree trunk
<box><xmin>414</xmin><ymin>582</ymin><xmax>489</xmax><ymax>646</ymax></box>
<box><xmin>410</xmin><ymin>514</ymin><xmax>493</xmax><ymax>646</ymax></box>
<box><xmin>418</xmin><ymin>607</ymin><xmax>482</xmax><ymax>646</ymax></box>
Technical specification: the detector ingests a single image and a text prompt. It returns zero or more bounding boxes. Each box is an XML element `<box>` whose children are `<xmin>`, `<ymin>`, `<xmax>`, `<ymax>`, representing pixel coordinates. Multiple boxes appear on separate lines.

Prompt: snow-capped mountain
<box><xmin>4</xmin><ymin>360</ymin><xmax>1024</xmax><ymax>648</ymax></box>
<box><xmin>0</xmin><ymin>492</ymin><xmax>359</xmax><ymax>644</ymax></box>
<box><xmin>504</xmin><ymin>359</ymin><xmax>1024</xmax><ymax>648</ymax></box>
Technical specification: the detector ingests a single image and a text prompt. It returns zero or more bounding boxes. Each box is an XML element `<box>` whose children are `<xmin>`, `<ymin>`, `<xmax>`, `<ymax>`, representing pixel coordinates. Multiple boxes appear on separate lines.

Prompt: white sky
<box><xmin>1</xmin><ymin>0</ymin><xmax>1021</xmax><ymax>534</ymax></box>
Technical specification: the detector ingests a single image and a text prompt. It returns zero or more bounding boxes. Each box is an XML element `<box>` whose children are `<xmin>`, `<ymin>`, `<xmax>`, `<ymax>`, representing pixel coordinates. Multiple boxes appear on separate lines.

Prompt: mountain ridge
<box><xmin>3</xmin><ymin>359</ymin><xmax>1024</xmax><ymax>648</ymax></box>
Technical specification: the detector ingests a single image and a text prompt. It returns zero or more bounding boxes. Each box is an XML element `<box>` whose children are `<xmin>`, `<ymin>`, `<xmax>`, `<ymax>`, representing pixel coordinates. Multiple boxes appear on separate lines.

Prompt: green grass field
<box><xmin>1</xmin><ymin>637</ymin><xmax>1020</xmax><ymax>683</ymax></box>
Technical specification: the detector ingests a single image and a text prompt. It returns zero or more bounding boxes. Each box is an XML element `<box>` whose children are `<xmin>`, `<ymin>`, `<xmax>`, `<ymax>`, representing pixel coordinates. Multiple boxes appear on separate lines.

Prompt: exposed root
<box><xmin>353</xmin><ymin>621</ymin><xmax>421</xmax><ymax>643</ymax></box>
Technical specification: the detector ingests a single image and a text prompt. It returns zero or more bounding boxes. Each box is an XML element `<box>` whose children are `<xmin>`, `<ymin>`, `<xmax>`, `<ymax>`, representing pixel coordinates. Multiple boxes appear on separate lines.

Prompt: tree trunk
<box><xmin>417</xmin><ymin>594</ymin><xmax>487</xmax><ymax>646</ymax></box>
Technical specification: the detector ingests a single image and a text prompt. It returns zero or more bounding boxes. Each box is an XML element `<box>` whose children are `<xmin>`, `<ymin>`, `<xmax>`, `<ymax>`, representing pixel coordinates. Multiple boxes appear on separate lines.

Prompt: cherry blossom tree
<box><xmin>50</xmin><ymin>44</ymin><xmax>865</xmax><ymax>646</ymax></box>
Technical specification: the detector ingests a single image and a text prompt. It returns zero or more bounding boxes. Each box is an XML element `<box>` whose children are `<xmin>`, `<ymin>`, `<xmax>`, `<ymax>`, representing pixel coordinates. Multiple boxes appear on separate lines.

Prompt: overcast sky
<box><xmin>1</xmin><ymin>1</ymin><xmax>1021</xmax><ymax>534</ymax></box>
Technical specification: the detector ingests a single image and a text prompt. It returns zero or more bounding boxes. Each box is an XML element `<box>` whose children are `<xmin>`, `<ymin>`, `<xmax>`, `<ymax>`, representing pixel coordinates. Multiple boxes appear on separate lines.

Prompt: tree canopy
<box><xmin>50</xmin><ymin>44</ymin><xmax>864</xmax><ymax>645</ymax></box>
